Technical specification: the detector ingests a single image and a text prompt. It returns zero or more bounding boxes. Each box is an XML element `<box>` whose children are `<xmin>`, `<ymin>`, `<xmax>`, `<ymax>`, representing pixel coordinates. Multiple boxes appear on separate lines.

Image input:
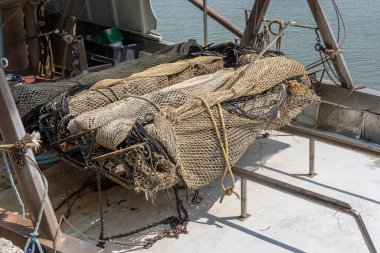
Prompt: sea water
<box><xmin>152</xmin><ymin>0</ymin><xmax>380</xmax><ymax>90</ymax></box>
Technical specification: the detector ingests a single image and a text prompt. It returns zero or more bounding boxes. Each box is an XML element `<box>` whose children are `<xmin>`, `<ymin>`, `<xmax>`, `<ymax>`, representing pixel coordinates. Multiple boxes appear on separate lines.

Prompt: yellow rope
<box><xmin>197</xmin><ymin>97</ymin><xmax>236</xmax><ymax>198</ymax></box>
<box><xmin>268</xmin><ymin>19</ymin><xmax>284</xmax><ymax>51</ymax></box>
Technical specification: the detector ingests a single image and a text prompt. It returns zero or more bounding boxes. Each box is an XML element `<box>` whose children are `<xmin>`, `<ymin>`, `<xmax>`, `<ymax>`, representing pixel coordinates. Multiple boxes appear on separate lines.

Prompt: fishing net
<box><xmin>140</xmin><ymin>57</ymin><xmax>319</xmax><ymax>191</ymax></box>
<box><xmin>68</xmin><ymin>56</ymin><xmax>318</xmax><ymax>197</ymax></box>
<box><xmin>13</xmin><ymin>41</ymin><xmax>197</xmax><ymax>118</ymax></box>
<box><xmin>66</xmin><ymin>56</ymin><xmax>224</xmax><ymax>116</ymax></box>
<box><xmin>68</xmin><ymin>69</ymin><xmax>235</xmax><ymax>147</ymax></box>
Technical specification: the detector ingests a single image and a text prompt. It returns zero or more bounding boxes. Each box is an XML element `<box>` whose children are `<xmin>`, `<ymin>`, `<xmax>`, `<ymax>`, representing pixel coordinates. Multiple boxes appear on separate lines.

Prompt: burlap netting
<box><xmin>141</xmin><ymin>57</ymin><xmax>319</xmax><ymax>190</ymax></box>
<box><xmin>69</xmin><ymin>56</ymin><xmax>318</xmax><ymax>193</ymax></box>
<box><xmin>67</xmin><ymin>56</ymin><xmax>224</xmax><ymax>116</ymax></box>
<box><xmin>68</xmin><ymin>69</ymin><xmax>236</xmax><ymax>146</ymax></box>
<box><xmin>13</xmin><ymin>41</ymin><xmax>194</xmax><ymax>118</ymax></box>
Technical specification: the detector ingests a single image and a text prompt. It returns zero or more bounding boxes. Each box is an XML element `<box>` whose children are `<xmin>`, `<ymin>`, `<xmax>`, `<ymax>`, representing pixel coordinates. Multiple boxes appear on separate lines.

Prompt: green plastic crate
<box><xmin>91</xmin><ymin>27</ymin><xmax>124</xmax><ymax>46</ymax></box>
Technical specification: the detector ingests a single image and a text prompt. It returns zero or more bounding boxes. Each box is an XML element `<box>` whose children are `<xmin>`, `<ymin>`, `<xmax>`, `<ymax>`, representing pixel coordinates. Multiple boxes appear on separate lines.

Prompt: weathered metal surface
<box><xmin>0</xmin><ymin>208</ymin><xmax>33</xmax><ymax>249</ymax></box>
<box><xmin>24</xmin><ymin>1</ymin><xmax>40</xmax><ymax>75</ymax></box>
<box><xmin>294</xmin><ymin>101</ymin><xmax>320</xmax><ymax>127</ymax></box>
<box><xmin>0</xmin><ymin>0</ymin><xmax>30</xmax><ymax>73</ymax></box>
<box><xmin>45</xmin><ymin>0</ymin><xmax>158</xmax><ymax>37</ymax></box>
<box><xmin>363</xmin><ymin>112</ymin><xmax>380</xmax><ymax>144</ymax></box>
<box><xmin>0</xmin><ymin>69</ymin><xmax>60</xmax><ymax>240</ymax></box>
<box><xmin>317</xmin><ymin>102</ymin><xmax>363</xmax><ymax>139</ymax></box>
<box><xmin>320</xmin><ymin>81</ymin><xmax>380</xmax><ymax>115</ymax></box>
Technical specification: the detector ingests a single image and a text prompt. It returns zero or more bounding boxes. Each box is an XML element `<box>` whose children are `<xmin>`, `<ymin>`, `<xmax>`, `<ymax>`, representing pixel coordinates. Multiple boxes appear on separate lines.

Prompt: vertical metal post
<box><xmin>307</xmin><ymin>0</ymin><xmax>355</xmax><ymax>89</ymax></box>
<box><xmin>241</xmin><ymin>178</ymin><xmax>247</xmax><ymax>218</ymax></box>
<box><xmin>238</xmin><ymin>178</ymin><xmax>250</xmax><ymax>221</ymax></box>
<box><xmin>203</xmin><ymin>0</ymin><xmax>208</xmax><ymax>46</ymax></box>
<box><xmin>188</xmin><ymin>0</ymin><xmax>243</xmax><ymax>38</ymax></box>
<box><xmin>308</xmin><ymin>139</ymin><xmax>317</xmax><ymax>177</ymax></box>
<box><xmin>0</xmin><ymin>68</ymin><xmax>60</xmax><ymax>240</ymax></box>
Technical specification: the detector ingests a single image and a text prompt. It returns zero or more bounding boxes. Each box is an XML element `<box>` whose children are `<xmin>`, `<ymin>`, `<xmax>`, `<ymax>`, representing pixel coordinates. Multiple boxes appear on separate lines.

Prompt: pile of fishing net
<box><xmin>62</xmin><ymin>56</ymin><xmax>224</xmax><ymax>118</ymax></box>
<box><xmin>14</xmin><ymin>39</ymin><xmax>318</xmax><ymax>199</ymax></box>
<box><xmin>66</xmin><ymin>55</ymin><xmax>318</xmax><ymax>198</ymax></box>
<box><xmin>15</xmin><ymin>40</ymin><xmax>198</xmax><ymax>120</ymax></box>
<box><xmin>28</xmin><ymin>42</ymin><xmax>270</xmax><ymax>145</ymax></box>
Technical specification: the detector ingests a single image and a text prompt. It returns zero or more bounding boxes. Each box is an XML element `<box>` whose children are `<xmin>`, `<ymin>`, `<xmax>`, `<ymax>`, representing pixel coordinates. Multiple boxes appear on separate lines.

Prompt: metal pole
<box><xmin>241</xmin><ymin>0</ymin><xmax>271</xmax><ymax>46</ymax></box>
<box><xmin>203</xmin><ymin>0</ymin><xmax>208</xmax><ymax>46</ymax></box>
<box><xmin>282</xmin><ymin>125</ymin><xmax>380</xmax><ymax>158</ymax></box>
<box><xmin>232</xmin><ymin>166</ymin><xmax>377</xmax><ymax>253</ymax></box>
<box><xmin>307</xmin><ymin>0</ymin><xmax>355</xmax><ymax>89</ymax></box>
<box><xmin>308</xmin><ymin>139</ymin><xmax>316</xmax><ymax>177</ymax></box>
<box><xmin>0</xmin><ymin>68</ymin><xmax>60</xmax><ymax>240</ymax></box>
<box><xmin>240</xmin><ymin>178</ymin><xmax>247</xmax><ymax>218</ymax></box>
<box><xmin>188</xmin><ymin>0</ymin><xmax>243</xmax><ymax>38</ymax></box>
<box><xmin>349</xmin><ymin>209</ymin><xmax>378</xmax><ymax>253</ymax></box>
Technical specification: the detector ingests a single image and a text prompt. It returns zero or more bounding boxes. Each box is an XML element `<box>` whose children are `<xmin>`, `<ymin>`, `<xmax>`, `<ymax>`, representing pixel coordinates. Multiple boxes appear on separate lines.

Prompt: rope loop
<box><xmin>196</xmin><ymin>97</ymin><xmax>239</xmax><ymax>201</ymax></box>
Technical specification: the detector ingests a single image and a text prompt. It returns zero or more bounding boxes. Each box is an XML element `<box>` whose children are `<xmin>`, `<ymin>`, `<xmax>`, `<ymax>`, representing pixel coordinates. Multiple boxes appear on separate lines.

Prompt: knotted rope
<box><xmin>0</xmin><ymin>133</ymin><xmax>47</xmax><ymax>253</ymax></box>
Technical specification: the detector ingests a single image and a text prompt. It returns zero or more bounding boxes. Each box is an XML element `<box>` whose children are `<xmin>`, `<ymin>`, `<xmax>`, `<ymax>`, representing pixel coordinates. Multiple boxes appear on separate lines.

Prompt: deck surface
<box><xmin>1</xmin><ymin>132</ymin><xmax>379</xmax><ymax>253</ymax></box>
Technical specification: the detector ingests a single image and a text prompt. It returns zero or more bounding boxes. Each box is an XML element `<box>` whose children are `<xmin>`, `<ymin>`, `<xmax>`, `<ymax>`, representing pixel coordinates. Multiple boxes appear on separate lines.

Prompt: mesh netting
<box><xmin>67</xmin><ymin>56</ymin><xmax>224</xmax><ymax>116</ymax></box>
<box><xmin>68</xmin><ymin>56</ymin><xmax>318</xmax><ymax>197</ymax></box>
<box><xmin>13</xmin><ymin>41</ymin><xmax>196</xmax><ymax>118</ymax></box>
<box><xmin>142</xmin><ymin>57</ymin><xmax>319</xmax><ymax>190</ymax></box>
<box><xmin>68</xmin><ymin>69</ymin><xmax>235</xmax><ymax>148</ymax></box>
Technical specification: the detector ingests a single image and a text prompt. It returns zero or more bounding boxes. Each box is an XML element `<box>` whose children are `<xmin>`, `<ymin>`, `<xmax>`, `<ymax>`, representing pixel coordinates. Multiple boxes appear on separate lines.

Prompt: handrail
<box><xmin>188</xmin><ymin>0</ymin><xmax>243</xmax><ymax>38</ymax></box>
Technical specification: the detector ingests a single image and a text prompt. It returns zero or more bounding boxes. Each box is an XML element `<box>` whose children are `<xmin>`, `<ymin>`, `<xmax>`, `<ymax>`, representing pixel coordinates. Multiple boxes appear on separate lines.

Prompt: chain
<box><xmin>96</xmin><ymin>184</ymin><xmax>188</xmax><ymax>248</ymax></box>
<box><xmin>314</xmin><ymin>28</ymin><xmax>340</xmax><ymax>86</ymax></box>
<box><xmin>12</xmin><ymin>134</ymin><xmax>33</xmax><ymax>168</ymax></box>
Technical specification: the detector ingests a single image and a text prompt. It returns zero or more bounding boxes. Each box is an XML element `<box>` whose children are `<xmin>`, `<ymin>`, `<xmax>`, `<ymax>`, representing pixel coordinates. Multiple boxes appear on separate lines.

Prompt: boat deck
<box><xmin>1</xmin><ymin>132</ymin><xmax>379</xmax><ymax>252</ymax></box>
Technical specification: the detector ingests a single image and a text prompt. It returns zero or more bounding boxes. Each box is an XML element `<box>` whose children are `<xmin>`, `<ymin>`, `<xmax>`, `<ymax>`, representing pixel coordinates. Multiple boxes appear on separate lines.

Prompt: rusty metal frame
<box><xmin>0</xmin><ymin>68</ymin><xmax>105</xmax><ymax>252</ymax></box>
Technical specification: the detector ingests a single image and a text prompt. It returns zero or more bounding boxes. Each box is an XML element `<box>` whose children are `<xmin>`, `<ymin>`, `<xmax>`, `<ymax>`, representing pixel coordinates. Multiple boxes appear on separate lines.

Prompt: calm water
<box><xmin>152</xmin><ymin>0</ymin><xmax>380</xmax><ymax>90</ymax></box>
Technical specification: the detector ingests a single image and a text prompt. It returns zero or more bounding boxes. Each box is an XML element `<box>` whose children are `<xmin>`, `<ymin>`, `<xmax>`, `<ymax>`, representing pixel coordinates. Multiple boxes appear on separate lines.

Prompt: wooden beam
<box><xmin>241</xmin><ymin>0</ymin><xmax>270</xmax><ymax>46</ymax></box>
<box><xmin>0</xmin><ymin>69</ymin><xmax>60</xmax><ymax>240</ymax></box>
<box><xmin>307</xmin><ymin>0</ymin><xmax>355</xmax><ymax>89</ymax></box>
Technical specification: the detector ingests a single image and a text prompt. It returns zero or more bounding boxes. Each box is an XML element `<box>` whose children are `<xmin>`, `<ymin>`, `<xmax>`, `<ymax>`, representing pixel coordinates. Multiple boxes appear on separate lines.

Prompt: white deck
<box><xmin>1</xmin><ymin>133</ymin><xmax>379</xmax><ymax>253</ymax></box>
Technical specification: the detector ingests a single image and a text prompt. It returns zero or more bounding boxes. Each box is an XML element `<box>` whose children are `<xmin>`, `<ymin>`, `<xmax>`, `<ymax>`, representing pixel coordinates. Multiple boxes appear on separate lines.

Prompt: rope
<box><xmin>22</xmin><ymin>152</ymin><xmax>48</xmax><ymax>253</ymax></box>
<box><xmin>0</xmin><ymin>149</ymin><xmax>25</xmax><ymax>217</ymax></box>
<box><xmin>197</xmin><ymin>97</ymin><xmax>238</xmax><ymax>200</ymax></box>
<box><xmin>122</xmin><ymin>83</ymin><xmax>161</xmax><ymax>112</ymax></box>
<box><xmin>0</xmin><ymin>134</ymin><xmax>48</xmax><ymax>253</ymax></box>
<box><xmin>268</xmin><ymin>19</ymin><xmax>284</xmax><ymax>51</ymax></box>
